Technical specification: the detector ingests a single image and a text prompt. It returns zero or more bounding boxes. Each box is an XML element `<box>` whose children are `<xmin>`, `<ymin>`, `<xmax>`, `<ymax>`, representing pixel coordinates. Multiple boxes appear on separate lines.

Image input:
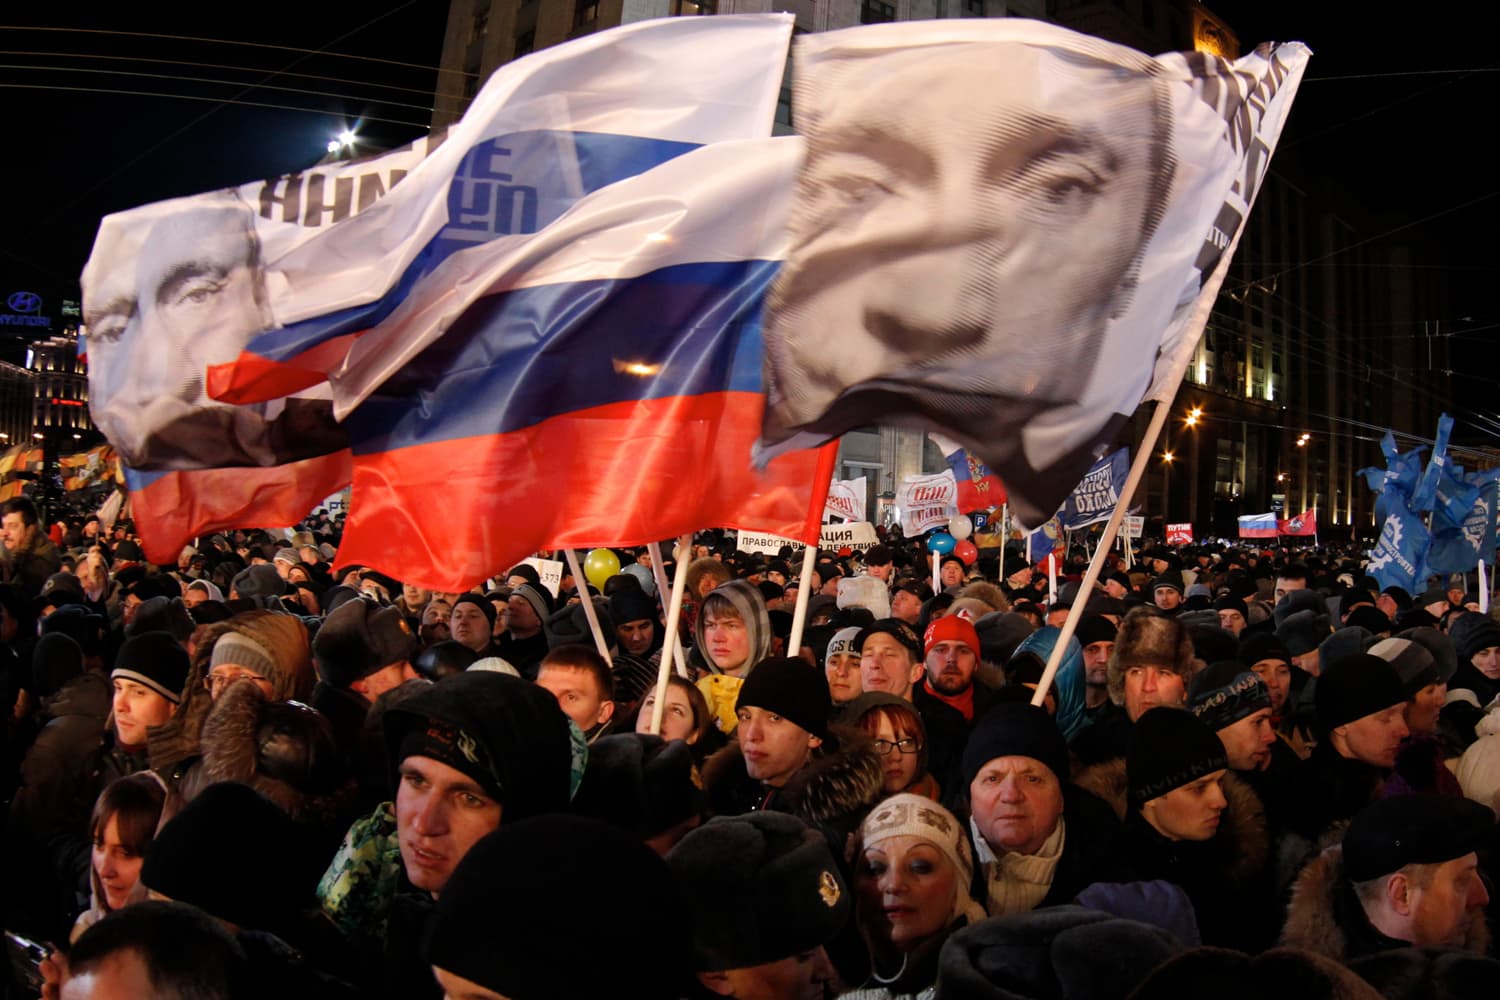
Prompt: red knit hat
<box><xmin>924</xmin><ymin>612</ymin><xmax>980</xmax><ymax>657</ymax></box>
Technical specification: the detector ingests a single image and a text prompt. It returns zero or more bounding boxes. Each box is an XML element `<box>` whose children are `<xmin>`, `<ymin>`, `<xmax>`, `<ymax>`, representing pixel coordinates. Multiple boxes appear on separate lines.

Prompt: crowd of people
<box><xmin>1</xmin><ymin>492</ymin><xmax>1498</xmax><ymax>999</ymax></box>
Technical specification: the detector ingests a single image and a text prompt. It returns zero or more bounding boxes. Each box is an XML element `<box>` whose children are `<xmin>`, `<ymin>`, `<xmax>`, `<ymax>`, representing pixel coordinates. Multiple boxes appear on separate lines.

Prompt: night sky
<box><xmin>2</xmin><ymin>5</ymin><xmax>1495</xmax><ymax>425</ymax></box>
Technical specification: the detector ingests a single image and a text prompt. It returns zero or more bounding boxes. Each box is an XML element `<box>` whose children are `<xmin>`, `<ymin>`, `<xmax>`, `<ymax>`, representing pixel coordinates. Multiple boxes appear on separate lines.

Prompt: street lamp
<box><xmin>1185</xmin><ymin>406</ymin><xmax>1203</xmax><ymax>427</ymax></box>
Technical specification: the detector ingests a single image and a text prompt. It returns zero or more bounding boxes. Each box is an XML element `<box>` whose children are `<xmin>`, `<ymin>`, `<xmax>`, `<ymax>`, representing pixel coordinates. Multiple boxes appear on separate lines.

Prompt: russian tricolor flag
<box><xmin>332</xmin><ymin>138</ymin><xmax>837</xmax><ymax>592</ymax></box>
<box><xmin>1237</xmin><ymin>513</ymin><xmax>1280</xmax><ymax>539</ymax></box>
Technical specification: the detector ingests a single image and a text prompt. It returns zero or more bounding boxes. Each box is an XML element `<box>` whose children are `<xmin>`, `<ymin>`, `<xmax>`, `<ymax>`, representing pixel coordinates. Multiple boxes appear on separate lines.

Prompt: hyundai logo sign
<box><xmin>6</xmin><ymin>291</ymin><xmax>42</xmax><ymax>314</ymax></box>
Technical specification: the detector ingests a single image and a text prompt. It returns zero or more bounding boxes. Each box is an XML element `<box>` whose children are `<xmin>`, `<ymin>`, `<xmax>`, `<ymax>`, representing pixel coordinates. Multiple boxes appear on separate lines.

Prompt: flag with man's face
<box><xmin>756</xmin><ymin>20</ymin><xmax>1309</xmax><ymax>527</ymax></box>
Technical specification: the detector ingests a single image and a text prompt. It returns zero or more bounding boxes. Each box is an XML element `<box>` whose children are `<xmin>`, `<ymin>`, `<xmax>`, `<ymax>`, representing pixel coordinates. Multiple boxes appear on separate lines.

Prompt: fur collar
<box><xmin>1074</xmin><ymin>757</ymin><xmax>1269</xmax><ymax>889</ymax></box>
<box><xmin>703</xmin><ymin>723</ymin><xmax>884</xmax><ymax>828</ymax></box>
<box><xmin>1283</xmin><ymin>845</ymin><xmax>1492</xmax><ymax>961</ymax></box>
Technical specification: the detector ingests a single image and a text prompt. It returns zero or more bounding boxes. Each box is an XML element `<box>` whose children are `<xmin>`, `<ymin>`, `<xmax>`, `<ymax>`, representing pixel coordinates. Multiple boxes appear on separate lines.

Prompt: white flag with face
<box><xmin>757</xmin><ymin>20</ymin><xmax>1309</xmax><ymax>525</ymax></box>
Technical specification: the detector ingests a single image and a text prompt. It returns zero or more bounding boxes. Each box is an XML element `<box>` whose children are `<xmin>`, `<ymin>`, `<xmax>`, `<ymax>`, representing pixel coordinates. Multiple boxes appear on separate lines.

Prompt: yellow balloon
<box><xmin>583</xmin><ymin>548</ymin><xmax>621</xmax><ymax>591</ymax></box>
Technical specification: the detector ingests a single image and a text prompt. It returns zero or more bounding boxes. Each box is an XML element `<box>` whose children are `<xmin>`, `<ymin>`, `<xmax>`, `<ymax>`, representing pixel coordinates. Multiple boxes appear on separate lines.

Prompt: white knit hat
<box><xmin>856</xmin><ymin>793</ymin><xmax>985</xmax><ymax>925</ymax></box>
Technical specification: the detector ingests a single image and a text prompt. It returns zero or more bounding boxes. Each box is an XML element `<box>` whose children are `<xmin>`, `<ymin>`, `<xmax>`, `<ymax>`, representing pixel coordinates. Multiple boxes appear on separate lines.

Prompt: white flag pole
<box><xmin>1047</xmin><ymin>551</ymin><xmax>1058</xmax><ymax>603</ymax></box>
<box><xmin>1032</xmin><ymin>399</ymin><xmax>1173</xmax><ymax>709</ymax></box>
<box><xmin>1480</xmin><ymin>558</ymin><xmax>1490</xmax><ymax>615</ymax></box>
<box><xmin>649</xmin><ymin>534</ymin><xmax>694</xmax><ymax>734</ymax></box>
<box><xmin>932</xmin><ymin>549</ymin><xmax>941</xmax><ymax>594</ymax></box>
<box><xmin>787</xmin><ymin>539</ymin><xmax>819</xmax><ymax>663</ymax></box>
<box><xmin>563</xmin><ymin>549</ymin><xmax>613</xmax><ymax>667</ymax></box>
<box><xmin>647</xmin><ymin>540</ymin><xmax>690</xmax><ymax>678</ymax></box>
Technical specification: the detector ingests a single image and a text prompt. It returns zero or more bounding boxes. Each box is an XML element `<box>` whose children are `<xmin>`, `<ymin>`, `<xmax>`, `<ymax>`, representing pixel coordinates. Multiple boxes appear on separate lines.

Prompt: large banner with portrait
<box><xmin>757</xmin><ymin>21</ymin><xmax>1309</xmax><ymax>527</ymax></box>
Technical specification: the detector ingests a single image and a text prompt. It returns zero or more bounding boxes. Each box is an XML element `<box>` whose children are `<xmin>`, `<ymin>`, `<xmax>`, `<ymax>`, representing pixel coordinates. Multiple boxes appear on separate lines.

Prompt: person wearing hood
<box><xmin>1444</xmin><ymin>611</ymin><xmax>1500</xmax><ymax>753</ymax></box>
<box><xmin>70</xmin><ymin>773</ymin><xmax>166</xmax><ymax>942</ymax></box>
<box><xmin>1009</xmin><ymin>626</ymin><xmax>1090</xmax><ymax>743</ymax></box>
<box><xmin>693</xmin><ymin>579</ymin><xmax>772</xmax><ymax>735</ymax></box>
<box><xmin>317</xmin><ymin>671</ymin><xmax>576</xmax><ymax>999</ymax></box>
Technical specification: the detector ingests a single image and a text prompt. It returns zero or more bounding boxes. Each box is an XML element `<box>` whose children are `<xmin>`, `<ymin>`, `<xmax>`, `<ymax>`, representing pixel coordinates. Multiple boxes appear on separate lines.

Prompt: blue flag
<box><xmin>1368</xmin><ymin>503</ymin><xmax>1431</xmax><ymax>594</ymax></box>
<box><xmin>1427</xmin><ymin>479</ymin><xmax>1497</xmax><ymax>575</ymax></box>
<box><xmin>1060</xmin><ymin>448</ymin><xmax>1129</xmax><ymax>529</ymax></box>
<box><xmin>1411</xmin><ymin>413</ymin><xmax>1454</xmax><ymax>513</ymax></box>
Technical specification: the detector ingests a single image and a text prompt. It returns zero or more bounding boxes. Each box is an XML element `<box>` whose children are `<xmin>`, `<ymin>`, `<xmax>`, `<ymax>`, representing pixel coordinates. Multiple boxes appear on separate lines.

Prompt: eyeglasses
<box><xmin>205</xmin><ymin>669</ymin><xmax>272</xmax><ymax>694</ymax></box>
<box><xmin>871</xmin><ymin>738</ymin><xmax>922</xmax><ymax>755</ymax></box>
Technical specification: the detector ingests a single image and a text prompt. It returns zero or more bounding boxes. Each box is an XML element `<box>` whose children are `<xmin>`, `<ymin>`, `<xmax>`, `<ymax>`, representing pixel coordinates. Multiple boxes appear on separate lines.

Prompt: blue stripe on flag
<box><xmin>243</xmin><ymin>130</ymin><xmax>701</xmax><ymax>364</ymax></box>
<box><xmin>344</xmin><ymin>258</ymin><xmax>777</xmax><ymax>455</ymax></box>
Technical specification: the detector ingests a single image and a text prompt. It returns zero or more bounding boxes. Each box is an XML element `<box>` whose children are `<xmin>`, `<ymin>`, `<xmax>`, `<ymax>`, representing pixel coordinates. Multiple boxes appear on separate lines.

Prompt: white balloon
<box><xmin>948</xmin><ymin>514</ymin><xmax>973</xmax><ymax>540</ymax></box>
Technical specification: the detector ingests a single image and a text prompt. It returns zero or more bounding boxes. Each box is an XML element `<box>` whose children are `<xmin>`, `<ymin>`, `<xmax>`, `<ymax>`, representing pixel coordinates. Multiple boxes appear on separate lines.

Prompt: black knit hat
<box><xmin>1150</xmin><ymin>574</ymin><xmax>1183</xmax><ymax>596</ymax></box>
<box><xmin>608</xmin><ymin>586</ymin><xmax>657</xmax><ymax>626</ymax></box>
<box><xmin>1075</xmin><ymin>614</ymin><xmax>1118</xmax><ymax>648</ymax></box>
<box><xmin>451</xmin><ymin>592</ymin><xmax>496</xmax><ymax>628</ymax></box>
<box><xmin>1343</xmin><ymin>794</ymin><xmax>1495</xmax><ymax>882</ymax></box>
<box><xmin>1273</xmin><ymin>588</ymin><xmax>1326</xmax><ymax>627</ymax></box>
<box><xmin>1314</xmin><ymin>653</ymin><xmax>1405</xmax><ymax>733</ymax></box>
<box><xmin>667</xmin><ymin>811</ymin><xmax>850</xmax><ymax>973</ymax></box>
<box><xmin>426</xmin><ymin>815</ymin><xmax>689</xmax><ymax>999</ymax></box>
<box><xmin>1343</xmin><ymin>604</ymin><xmax>1391</xmax><ymax>636</ymax></box>
<box><xmin>313</xmin><ymin>597</ymin><xmax>417</xmax><ymax>688</ymax></box>
<box><xmin>385</xmin><ymin>672</ymin><xmax>574</xmax><ymax>821</ymax></box>
<box><xmin>31</xmin><ymin>632</ymin><xmax>84</xmax><ymax>699</ymax></box>
<box><xmin>962</xmin><ymin>701</ymin><xmax>1069</xmax><ymax>787</ymax></box>
<box><xmin>1127</xmin><ymin>708</ymin><xmax>1226</xmax><ymax>807</ymax></box>
<box><xmin>735</xmin><ymin>656</ymin><xmax>831</xmax><ymax>740</ymax></box>
<box><xmin>1214</xmin><ymin>595</ymin><xmax>1249</xmax><ymax>620</ymax></box>
<box><xmin>1448</xmin><ymin>611</ymin><xmax>1500</xmax><ymax>663</ymax></box>
<box><xmin>1237</xmin><ymin>632</ymin><xmax>1290</xmax><ymax>668</ymax></box>
<box><xmin>141</xmin><ymin>782</ymin><xmax>304</xmax><ymax>932</ymax></box>
<box><xmin>111</xmin><ymin>630</ymin><xmax>190</xmax><ymax>705</ymax></box>
<box><xmin>1188</xmin><ymin>662</ymin><xmax>1271</xmax><ymax>733</ymax></box>
<box><xmin>1396</xmin><ymin>626</ymin><xmax>1458</xmax><ymax>685</ymax></box>
<box><xmin>1274</xmin><ymin>609</ymin><xmax>1330</xmax><ymax>658</ymax></box>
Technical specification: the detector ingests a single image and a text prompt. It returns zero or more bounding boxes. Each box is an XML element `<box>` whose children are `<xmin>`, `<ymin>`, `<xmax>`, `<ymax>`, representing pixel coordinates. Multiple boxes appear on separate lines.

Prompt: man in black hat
<box><xmin>1151</xmin><ymin>575</ymin><xmax>1183</xmax><ymax>614</ymax></box>
<box><xmin>1283</xmin><ymin>795</ymin><xmax>1494</xmax><ymax>961</ymax></box>
<box><xmin>1189</xmin><ymin>662</ymin><xmax>1301</xmax><ymax>832</ymax></box>
<box><xmin>1286</xmin><ymin>653</ymin><xmax>1409</xmax><ymax>843</ymax></box>
<box><xmin>609</xmin><ymin>585</ymin><xmax>660</xmax><ymax>657</ymax></box>
<box><xmin>964</xmin><ymin>702</ymin><xmax>1127</xmax><ymax>917</ymax></box>
<box><xmin>862</xmin><ymin>544</ymin><xmax>895</xmax><ymax>586</ymax></box>
<box><xmin>497</xmin><ymin>583</ymin><xmax>552</xmax><ymax>678</ymax></box>
<box><xmin>667</xmin><ymin>811</ymin><xmax>849</xmax><ymax>1000</ymax></box>
<box><xmin>1076</xmin><ymin>614</ymin><xmax>1118</xmax><ymax>717</ymax></box>
<box><xmin>704</xmin><ymin>657</ymin><xmax>830</xmax><ymax>815</ymax></box>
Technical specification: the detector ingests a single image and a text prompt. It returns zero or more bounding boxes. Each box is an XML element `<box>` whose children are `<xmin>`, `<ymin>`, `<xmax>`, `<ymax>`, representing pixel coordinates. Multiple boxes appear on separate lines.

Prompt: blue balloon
<box><xmin>927</xmin><ymin>532</ymin><xmax>956</xmax><ymax>554</ymax></box>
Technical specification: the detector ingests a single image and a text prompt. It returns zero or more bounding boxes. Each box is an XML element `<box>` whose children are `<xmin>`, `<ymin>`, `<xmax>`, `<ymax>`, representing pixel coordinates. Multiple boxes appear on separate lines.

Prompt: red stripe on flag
<box><xmin>129</xmin><ymin>451</ymin><xmax>354</xmax><ymax>563</ymax></box>
<box><xmin>337</xmin><ymin>391</ymin><xmax>836</xmax><ymax>592</ymax></box>
<box><xmin>206</xmin><ymin>333</ymin><xmax>361</xmax><ymax>405</ymax></box>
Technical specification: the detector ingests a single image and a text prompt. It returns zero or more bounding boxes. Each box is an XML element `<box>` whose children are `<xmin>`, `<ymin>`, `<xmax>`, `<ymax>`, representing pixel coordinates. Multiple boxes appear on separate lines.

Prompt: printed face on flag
<box><xmin>763</xmin><ymin>42</ymin><xmax>1172</xmax><ymax>487</ymax></box>
<box><xmin>82</xmin><ymin>193</ymin><xmax>345</xmax><ymax>471</ymax></box>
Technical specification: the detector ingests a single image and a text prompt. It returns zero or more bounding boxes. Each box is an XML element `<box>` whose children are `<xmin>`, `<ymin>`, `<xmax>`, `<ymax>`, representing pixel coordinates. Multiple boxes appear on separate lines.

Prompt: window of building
<box><xmin>574</xmin><ymin>0</ymin><xmax>599</xmax><ymax>29</ymax></box>
<box><xmin>861</xmin><ymin>0</ymin><xmax>895</xmax><ymax>23</ymax></box>
<box><xmin>514</xmin><ymin>29</ymin><xmax>535</xmax><ymax>56</ymax></box>
<box><xmin>1251</xmin><ymin>344</ymin><xmax>1264</xmax><ymax>369</ymax></box>
<box><xmin>964</xmin><ymin>0</ymin><xmax>985</xmax><ymax>14</ymax></box>
<box><xmin>472</xmin><ymin>4</ymin><xmax>490</xmax><ymax>40</ymax></box>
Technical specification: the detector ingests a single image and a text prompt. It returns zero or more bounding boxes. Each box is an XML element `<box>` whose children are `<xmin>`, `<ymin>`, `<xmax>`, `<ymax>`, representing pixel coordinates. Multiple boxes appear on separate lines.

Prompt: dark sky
<box><xmin>3</xmin><ymin>4</ymin><xmax>1495</xmax><ymax>414</ymax></box>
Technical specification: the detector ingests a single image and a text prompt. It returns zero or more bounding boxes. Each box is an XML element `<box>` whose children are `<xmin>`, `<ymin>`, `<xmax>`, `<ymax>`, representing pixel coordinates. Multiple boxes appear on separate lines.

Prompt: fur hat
<box><xmin>1107</xmin><ymin>608</ymin><xmax>1193</xmax><ymax>705</ymax></box>
<box><xmin>667</xmin><ymin>811</ymin><xmax>850</xmax><ymax>973</ymax></box>
<box><xmin>312</xmin><ymin>597</ymin><xmax>417</xmax><ymax>688</ymax></box>
<box><xmin>570</xmin><ymin>733</ymin><xmax>704</xmax><ymax>840</ymax></box>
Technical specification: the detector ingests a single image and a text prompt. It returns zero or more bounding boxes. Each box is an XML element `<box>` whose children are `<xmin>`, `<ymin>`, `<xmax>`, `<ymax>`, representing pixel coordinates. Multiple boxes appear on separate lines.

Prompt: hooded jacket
<box><xmin>692</xmin><ymin>579</ymin><xmax>772</xmax><ymax>676</ymax></box>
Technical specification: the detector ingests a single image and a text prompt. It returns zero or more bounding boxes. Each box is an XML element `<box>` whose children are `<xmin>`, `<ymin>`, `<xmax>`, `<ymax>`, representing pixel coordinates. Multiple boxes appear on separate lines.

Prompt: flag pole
<box><xmin>1032</xmin><ymin>398</ymin><xmax>1173</xmax><ymax>709</ymax></box>
<box><xmin>932</xmin><ymin>549</ymin><xmax>941</xmax><ymax>595</ymax></box>
<box><xmin>647</xmin><ymin>540</ymin><xmax>690</xmax><ymax>678</ymax></box>
<box><xmin>1480</xmin><ymin>558</ymin><xmax>1490</xmax><ymax>615</ymax></box>
<box><xmin>787</xmin><ymin>538</ymin><xmax>819</xmax><ymax>663</ymax></box>
<box><xmin>563</xmin><ymin>549</ymin><xmax>614</xmax><ymax>667</ymax></box>
<box><xmin>649</xmin><ymin>533</ymin><xmax>694</xmax><ymax>734</ymax></box>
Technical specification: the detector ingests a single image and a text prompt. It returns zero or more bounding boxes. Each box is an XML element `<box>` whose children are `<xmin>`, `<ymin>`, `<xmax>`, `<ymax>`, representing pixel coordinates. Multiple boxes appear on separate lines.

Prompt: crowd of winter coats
<box><xmin>2</xmin><ymin>496</ymin><xmax>1498</xmax><ymax>1000</ymax></box>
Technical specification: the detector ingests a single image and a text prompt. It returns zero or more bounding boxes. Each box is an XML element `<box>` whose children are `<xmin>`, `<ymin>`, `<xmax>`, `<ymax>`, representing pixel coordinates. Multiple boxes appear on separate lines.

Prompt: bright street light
<box><xmin>338</xmin><ymin>129</ymin><xmax>356</xmax><ymax>147</ymax></box>
<box><xmin>1162</xmin><ymin>451</ymin><xmax>1175</xmax><ymax>463</ymax></box>
<box><xmin>1185</xmin><ymin>406</ymin><xmax>1203</xmax><ymax>427</ymax></box>
<box><xmin>326</xmin><ymin>139</ymin><xmax>341</xmax><ymax>154</ymax></box>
